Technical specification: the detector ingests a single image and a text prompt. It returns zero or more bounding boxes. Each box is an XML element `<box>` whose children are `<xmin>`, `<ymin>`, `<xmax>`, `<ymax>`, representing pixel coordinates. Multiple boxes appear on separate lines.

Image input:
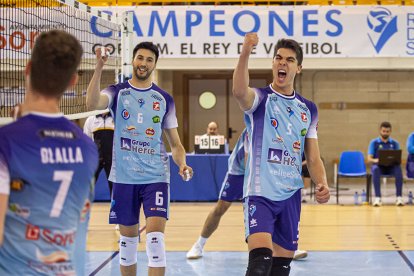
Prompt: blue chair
<box><xmin>336</xmin><ymin>151</ymin><xmax>371</xmax><ymax>204</ymax></box>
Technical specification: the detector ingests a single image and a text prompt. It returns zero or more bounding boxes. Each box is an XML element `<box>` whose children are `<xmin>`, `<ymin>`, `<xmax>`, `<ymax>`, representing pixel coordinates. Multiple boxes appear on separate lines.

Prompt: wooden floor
<box><xmin>87</xmin><ymin>202</ymin><xmax>414</xmax><ymax>252</ymax></box>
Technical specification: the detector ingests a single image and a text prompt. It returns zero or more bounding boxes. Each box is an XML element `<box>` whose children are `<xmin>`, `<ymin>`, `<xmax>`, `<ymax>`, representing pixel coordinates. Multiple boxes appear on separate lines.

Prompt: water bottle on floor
<box><xmin>361</xmin><ymin>189</ymin><xmax>367</xmax><ymax>205</ymax></box>
<box><xmin>354</xmin><ymin>191</ymin><xmax>359</xmax><ymax>205</ymax></box>
<box><xmin>408</xmin><ymin>191</ymin><xmax>413</xmax><ymax>205</ymax></box>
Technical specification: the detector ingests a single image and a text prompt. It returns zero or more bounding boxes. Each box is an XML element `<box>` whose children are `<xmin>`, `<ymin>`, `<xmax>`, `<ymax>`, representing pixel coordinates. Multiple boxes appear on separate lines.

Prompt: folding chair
<box><xmin>336</xmin><ymin>151</ymin><xmax>371</xmax><ymax>204</ymax></box>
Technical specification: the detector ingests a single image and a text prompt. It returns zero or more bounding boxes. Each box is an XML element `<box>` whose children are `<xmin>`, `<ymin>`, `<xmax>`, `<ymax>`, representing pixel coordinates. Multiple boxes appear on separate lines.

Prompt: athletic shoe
<box><xmin>186</xmin><ymin>243</ymin><xmax>203</xmax><ymax>259</ymax></box>
<box><xmin>373</xmin><ymin>197</ymin><xmax>382</xmax><ymax>207</ymax></box>
<box><xmin>396</xmin><ymin>196</ymin><xmax>404</xmax><ymax>206</ymax></box>
<box><xmin>293</xmin><ymin>249</ymin><xmax>308</xmax><ymax>260</ymax></box>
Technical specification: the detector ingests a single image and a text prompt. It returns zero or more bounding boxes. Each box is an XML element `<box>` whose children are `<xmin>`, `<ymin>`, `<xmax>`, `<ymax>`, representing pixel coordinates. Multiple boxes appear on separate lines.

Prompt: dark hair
<box><xmin>132</xmin><ymin>42</ymin><xmax>159</xmax><ymax>62</ymax></box>
<box><xmin>30</xmin><ymin>30</ymin><xmax>83</xmax><ymax>97</ymax></box>
<box><xmin>273</xmin><ymin>38</ymin><xmax>303</xmax><ymax>66</ymax></box>
<box><xmin>380</xmin><ymin>121</ymin><xmax>392</xmax><ymax>129</ymax></box>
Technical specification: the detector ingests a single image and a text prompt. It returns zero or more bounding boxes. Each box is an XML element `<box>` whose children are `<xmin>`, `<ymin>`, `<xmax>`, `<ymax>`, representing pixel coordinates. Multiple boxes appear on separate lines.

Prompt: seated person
<box><xmin>406</xmin><ymin>132</ymin><xmax>414</xmax><ymax>178</ymax></box>
<box><xmin>367</xmin><ymin>122</ymin><xmax>403</xmax><ymax>207</ymax></box>
<box><xmin>205</xmin><ymin>121</ymin><xmax>219</xmax><ymax>136</ymax></box>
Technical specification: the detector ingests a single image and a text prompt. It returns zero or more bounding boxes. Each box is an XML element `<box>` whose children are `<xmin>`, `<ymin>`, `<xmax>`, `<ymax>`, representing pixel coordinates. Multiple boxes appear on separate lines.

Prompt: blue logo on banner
<box><xmin>367</xmin><ymin>7</ymin><xmax>398</xmax><ymax>53</ymax></box>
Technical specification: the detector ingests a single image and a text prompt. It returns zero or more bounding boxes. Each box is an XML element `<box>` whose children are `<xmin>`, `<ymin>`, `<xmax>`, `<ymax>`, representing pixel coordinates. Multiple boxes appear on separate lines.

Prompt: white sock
<box><xmin>302</xmin><ymin>189</ymin><xmax>307</xmax><ymax>197</ymax></box>
<box><xmin>197</xmin><ymin>236</ymin><xmax>208</xmax><ymax>248</ymax></box>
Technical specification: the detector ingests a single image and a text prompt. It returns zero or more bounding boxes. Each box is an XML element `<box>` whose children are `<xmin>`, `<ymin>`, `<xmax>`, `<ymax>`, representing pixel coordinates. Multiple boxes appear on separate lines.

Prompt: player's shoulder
<box><xmin>295</xmin><ymin>91</ymin><xmax>316</xmax><ymax>109</ymax></box>
<box><xmin>151</xmin><ymin>83</ymin><xmax>173</xmax><ymax>101</ymax></box>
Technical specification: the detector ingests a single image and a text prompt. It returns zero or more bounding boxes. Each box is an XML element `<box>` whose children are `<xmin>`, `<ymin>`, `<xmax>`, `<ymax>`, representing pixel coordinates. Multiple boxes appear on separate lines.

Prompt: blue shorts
<box><xmin>243</xmin><ymin>190</ymin><xmax>301</xmax><ymax>251</ymax></box>
<box><xmin>109</xmin><ymin>182</ymin><xmax>169</xmax><ymax>226</ymax></box>
<box><xmin>218</xmin><ymin>174</ymin><xmax>244</xmax><ymax>202</ymax></box>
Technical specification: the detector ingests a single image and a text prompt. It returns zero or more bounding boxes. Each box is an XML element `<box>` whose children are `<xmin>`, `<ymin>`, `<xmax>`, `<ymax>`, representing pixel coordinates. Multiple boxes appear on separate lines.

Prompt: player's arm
<box><xmin>367</xmin><ymin>141</ymin><xmax>378</xmax><ymax>164</ymax></box>
<box><xmin>304</xmin><ymin>138</ymin><xmax>329</xmax><ymax>204</ymax></box>
<box><xmin>232</xmin><ymin>33</ymin><xmax>257</xmax><ymax>111</ymax></box>
<box><xmin>0</xmin><ymin>194</ymin><xmax>7</xmax><ymax>246</ymax></box>
<box><xmin>83</xmin><ymin>117</ymin><xmax>94</xmax><ymax>139</ymax></box>
<box><xmin>86</xmin><ymin>47</ymin><xmax>109</xmax><ymax>111</ymax></box>
<box><xmin>0</xmin><ymin>154</ymin><xmax>10</xmax><ymax>246</ymax></box>
<box><xmin>164</xmin><ymin>128</ymin><xmax>193</xmax><ymax>181</ymax></box>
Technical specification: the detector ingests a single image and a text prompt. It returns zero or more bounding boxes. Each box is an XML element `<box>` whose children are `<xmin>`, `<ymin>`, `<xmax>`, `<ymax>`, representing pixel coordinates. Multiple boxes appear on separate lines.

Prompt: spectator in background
<box><xmin>367</xmin><ymin>121</ymin><xmax>404</xmax><ymax>207</ymax></box>
<box><xmin>406</xmin><ymin>132</ymin><xmax>414</xmax><ymax>178</ymax></box>
<box><xmin>84</xmin><ymin>112</ymin><xmax>114</xmax><ymax>197</ymax></box>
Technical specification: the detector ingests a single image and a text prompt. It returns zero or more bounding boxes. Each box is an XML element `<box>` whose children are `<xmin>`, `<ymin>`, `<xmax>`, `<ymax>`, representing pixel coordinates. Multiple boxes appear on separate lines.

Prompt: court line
<box><xmin>89</xmin><ymin>225</ymin><xmax>147</xmax><ymax>276</ymax></box>
<box><xmin>385</xmin><ymin>233</ymin><xmax>414</xmax><ymax>272</ymax></box>
<box><xmin>398</xmin><ymin>251</ymin><xmax>414</xmax><ymax>272</ymax></box>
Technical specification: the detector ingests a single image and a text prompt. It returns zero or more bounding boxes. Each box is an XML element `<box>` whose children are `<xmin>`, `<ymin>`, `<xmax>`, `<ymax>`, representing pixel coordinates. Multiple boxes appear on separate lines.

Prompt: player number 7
<box><xmin>50</xmin><ymin>170</ymin><xmax>74</xmax><ymax>218</ymax></box>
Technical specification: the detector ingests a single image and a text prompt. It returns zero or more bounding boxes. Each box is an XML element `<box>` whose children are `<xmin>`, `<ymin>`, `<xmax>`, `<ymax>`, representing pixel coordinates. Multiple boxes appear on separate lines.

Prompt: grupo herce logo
<box><xmin>367</xmin><ymin>7</ymin><xmax>398</xmax><ymax>53</ymax></box>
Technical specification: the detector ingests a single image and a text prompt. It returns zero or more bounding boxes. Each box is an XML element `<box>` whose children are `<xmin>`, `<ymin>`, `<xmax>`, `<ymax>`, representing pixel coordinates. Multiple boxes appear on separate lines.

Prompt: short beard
<box><xmin>133</xmin><ymin>67</ymin><xmax>152</xmax><ymax>81</ymax></box>
<box><xmin>381</xmin><ymin>135</ymin><xmax>389</xmax><ymax>140</ymax></box>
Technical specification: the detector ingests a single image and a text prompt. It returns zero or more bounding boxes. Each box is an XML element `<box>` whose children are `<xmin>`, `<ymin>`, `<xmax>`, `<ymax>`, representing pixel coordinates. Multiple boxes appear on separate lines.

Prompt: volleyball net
<box><xmin>0</xmin><ymin>0</ymin><xmax>122</xmax><ymax>124</ymax></box>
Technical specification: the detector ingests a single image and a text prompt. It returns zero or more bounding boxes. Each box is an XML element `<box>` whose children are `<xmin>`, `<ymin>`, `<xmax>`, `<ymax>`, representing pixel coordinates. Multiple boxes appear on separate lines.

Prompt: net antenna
<box><xmin>0</xmin><ymin>0</ymin><xmax>121</xmax><ymax>124</ymax></box>
<box><xmin>121</xmin><ymin>10</ymin><xmax>134</xmax><ymax>82</ymax></box>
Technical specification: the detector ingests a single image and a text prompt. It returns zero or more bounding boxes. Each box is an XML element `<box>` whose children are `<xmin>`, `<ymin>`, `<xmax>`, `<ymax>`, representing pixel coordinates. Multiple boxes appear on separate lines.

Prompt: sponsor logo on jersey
<box><xmin>25</xmin><ymin>224</ymin><xmax>76</xmax><ymax>246</ymax></box>
<box><xmin>146</xmin><ymin>128</ymin><xmax>155</xmax><ymax>136</ymax></box>
<box><xmin>9</xmin><ymin>203</ymin><xmax>30</xmax><ymax>218</ymax></box>
<box><xmin>39</xmin><ymin>130</ymin><xmax>75</xmax><ymax>139</ymax></box>
<box><xmin>269</xmin><ymin>96</ymin><xmax>278</xmax><ymax>102</ymax></box>
<box><xmin>301</xmin><ymin>112</ymin><xmax>308</xmax><ymax>122</ymax></box>
<box><xmin>270</xmin><ymin>117</ymin><xmax>279</xmax><ymax>129</ymax></box>
<box><xmin>120</xmin><ymin>137</ymin><xmax>155</xmax><ymax>155</ymax></box>
<box><xmin>122</xmin><ymin>109</ymin><xmax>130</xmax><ymax>120</ymax></box>
<box><xmin>267</xmin><ymin>148</ymin><xmax>283</xmax><ymax>164</ymax></box>
<box><xmin>31</xmin><ymin>249</ymin><xmax>73</xmax><ymax>274</ymax></box>
<box><xmin>121</xmin><ymin>91</ymin><xmax>130</xmax><ymax>96</ymax></box>
<box><xmin>287</xmin><ymin>106</ymin><xmax>294</xmax><ymax>117</ymax></box>
<box><xmin>293</xmin><ymin>141</ymin><xmax>301</xmax><ymax>152</ymax></box>
<box><xmin>138</xmin><ymin>98</ymin><xmax>145</xmax><ymax>107</ymax></box>
<box><xmin>272</xmin><ymin>135</ymin><xmax>284</xmax><ymax>144</ymax></box>
<box><xmin>152</xmin><ymin>115</ymin><xmax>160</xmax><ymax>123</ymax></box>
<box><xmin>153</xmin><ymin>102</ymin><xmax>160</xmax><ymax>111</ymax></box>
<box><xmin>80</xmin><ymin>199</ymin><xmax>91</xmax><ymax>222</ymax></box>
<box><xmin>10</xmin><ymin>178</ymin><xmax>26</xmax><ymax>191</ymax></box>
<box><xmin>301</xmin><ymin>128</ymin><xmax>307</xmax><ymax>136</ymax></box>
<box><xmin>151</xmin><ymin>94</ymin><xmax>163</xmax><ymax>102</ymax></box>
<box><xmin>297</xmin><ymin>103</ymin><xmax>309</xmax><ymax>112</ymax></box>
<box><xmin>150</xmin><ymin>207</ymin><xmax>167</xmax><ymax>212</ymax></box>
<box><xmin>268</xmin><ymin>148</ymin><xmax>298</xmax><ymax>168</ymax></box>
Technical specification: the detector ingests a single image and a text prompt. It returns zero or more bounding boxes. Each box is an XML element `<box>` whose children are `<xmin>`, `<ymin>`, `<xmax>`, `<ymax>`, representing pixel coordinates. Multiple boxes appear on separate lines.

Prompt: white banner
<box><xmin>96</xmin><ymin>5</ymin><xmax>414</xmax><ymax>58</ymax></box>
<box><xmin>2</xmin><ymin>5</ymin><xmax>414</xmax><ymax>58</ymax></box>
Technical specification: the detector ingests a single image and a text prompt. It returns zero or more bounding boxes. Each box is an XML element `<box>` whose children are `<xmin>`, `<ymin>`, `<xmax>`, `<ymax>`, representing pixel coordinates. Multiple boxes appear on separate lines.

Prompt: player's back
<box><xmin>0</xmin><ymin>113</ymin><xmax>98</xmax><ymax>275</ymax></box>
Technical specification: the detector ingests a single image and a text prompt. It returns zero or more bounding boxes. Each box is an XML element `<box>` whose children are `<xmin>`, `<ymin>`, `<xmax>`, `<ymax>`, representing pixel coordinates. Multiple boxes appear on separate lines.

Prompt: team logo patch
<box><xmin>270</xmin><ymin>118</ymin><xmax>279</xmax><ymax>129</ymax></box>
<box><xmin>153</xmin><ymin>102</ymin><xmax>160</xmax><ymax>111</ymax></box>
<box><xmin>301</xmin><ymin>112</ymin><xmax>308</xmax><ymax>122</ymax></box>
<box><xmin>121</xmin><ymin>109</ymin><xmax>130</xmax><ymax>120</ymax></box>
<box><xmin>249</xmin><ymin>204</ymin><xmax>256</xmax><ymax>216</ymax></box>
<box><xmin>138</xmin><ymin>98</ymin><xmax>145</xmax><ymax>107</ymax></box>
<box><xmin>287</xmin><ymin>106</ymin><xmax>294</xmax><ymax>117</ymax></box>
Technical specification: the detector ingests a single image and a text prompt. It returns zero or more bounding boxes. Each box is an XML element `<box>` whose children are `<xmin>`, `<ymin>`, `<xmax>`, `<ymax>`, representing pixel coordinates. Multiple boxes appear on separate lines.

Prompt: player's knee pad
<box><xmin>119</xmin><ymin>235</ymin><xmax>139</xmax><ymax>266</ymax></box>
<box><xmin>245</xmin><ymin>247</ymin><xmax>273</xmax><ymax>276</ymax></box>
<box><xmin>271</xmin><ymin>257</ymin><xmax>292</xmax><ymax>276</ymax></box>
<box><xmin>146</xmin><ymin>232</ymin><xmax>166</xmax><ymax>268</ymax></box>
